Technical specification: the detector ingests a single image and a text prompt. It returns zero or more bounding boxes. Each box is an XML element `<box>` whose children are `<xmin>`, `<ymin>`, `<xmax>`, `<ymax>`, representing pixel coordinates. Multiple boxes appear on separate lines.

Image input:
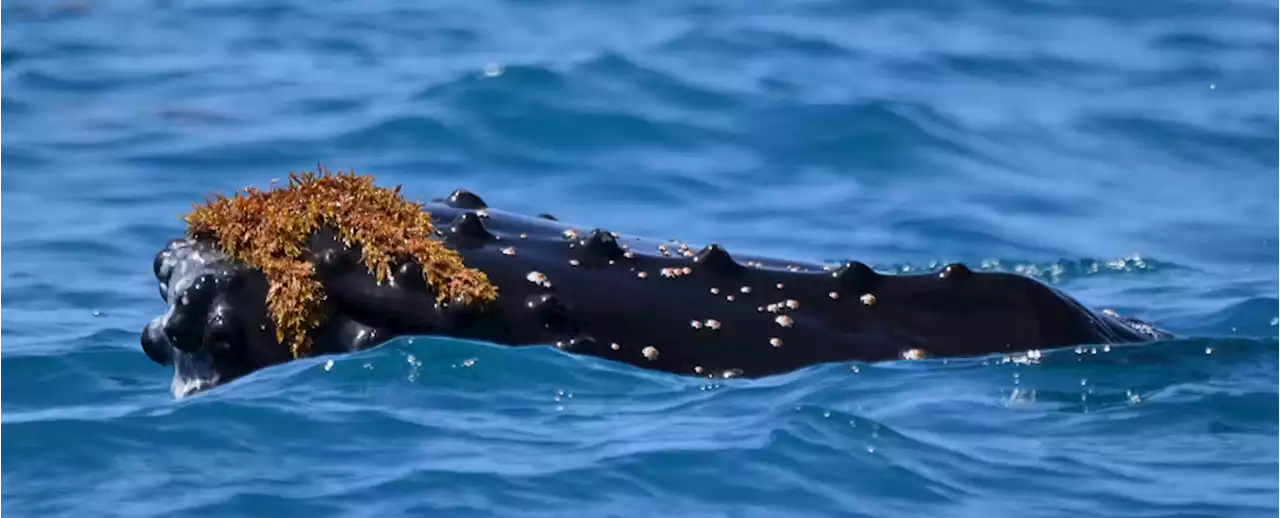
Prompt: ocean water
<box><xmin>3</xmin><ymin>0</ymin><xmax>1278</xmax><ymax>516</ymax></box>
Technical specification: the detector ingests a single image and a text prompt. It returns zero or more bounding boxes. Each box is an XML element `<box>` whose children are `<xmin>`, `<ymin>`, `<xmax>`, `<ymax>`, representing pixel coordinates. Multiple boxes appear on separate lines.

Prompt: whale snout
<box><xmin>143</xmin><ymin>238</ymin><xmax>296</xmax><ymax>397</ymax></box>
<box><xmin>141</xmin><ymin>317</ymin><xmax>173</xmax><ymax>366</ymax></box>
<box><xmin>141</xmin><ymin>315</ymin><xmax>222</xmax><ymax>398</ymax></box>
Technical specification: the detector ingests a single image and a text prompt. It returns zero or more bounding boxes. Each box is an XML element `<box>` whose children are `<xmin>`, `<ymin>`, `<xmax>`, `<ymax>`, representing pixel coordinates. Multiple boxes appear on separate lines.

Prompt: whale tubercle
<box><xmin>693</xmin><ymin>244</ymin><xmax>742</xmax><ymax>273</ymax></box>
<box><xmin>449</xmin><ymin>212</ymin><xmax>496</xmax><ymax>243</ymax></box>
<box><xmin>939</xmin><ymin>263</ymin><xmax>972</xmax><ymax>281</ymax></box>
<box><xmin>833</xmin><ymin>261</ymin><xmax>878</xmax><ymax>290</ymax></box>
<box><xmin>445</xmin><ymin>189</ymin><xmax>488</xmax><ymax>209</ymax></box>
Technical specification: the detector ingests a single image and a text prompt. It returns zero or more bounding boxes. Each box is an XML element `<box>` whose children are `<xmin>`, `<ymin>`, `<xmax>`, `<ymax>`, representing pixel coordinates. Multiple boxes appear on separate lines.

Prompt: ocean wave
<box><xmin>5</xmin><ymin>335</ymin><xmax>1275</xmax><ymax>517</ymax></box>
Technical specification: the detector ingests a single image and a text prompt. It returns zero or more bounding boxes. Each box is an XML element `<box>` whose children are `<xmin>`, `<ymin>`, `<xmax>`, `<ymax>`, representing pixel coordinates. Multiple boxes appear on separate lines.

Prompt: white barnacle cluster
<box><xmin>660</xmin><ymin>267</ymin><xmax>694</xmax><ymax>279</ymax></box>
<box><xmin>753</xmin><ymin>298</ymin><xmax>802</xmax><ymax>329</ymax></box>
<box><xmin>763</xmin><ymin>299</ymin><xmax>801</xmax><ymax>314</ymax></box>
<box><xmin>691</xmin><ymin>318</ymin><xmax>722</xmax><ymax>331</ymax></box>
<box><xmin>526</xmin><ymin>271</ymin><xmax>552</xmax><ymax>288</ymax></box>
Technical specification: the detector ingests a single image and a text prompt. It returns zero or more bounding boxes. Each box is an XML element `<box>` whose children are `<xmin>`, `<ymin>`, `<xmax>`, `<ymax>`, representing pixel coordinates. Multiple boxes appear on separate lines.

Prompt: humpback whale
<box><xmin>140</xmin><ymin>177</ymin><xmax>1169</xmax><ymax>396</ymax></box>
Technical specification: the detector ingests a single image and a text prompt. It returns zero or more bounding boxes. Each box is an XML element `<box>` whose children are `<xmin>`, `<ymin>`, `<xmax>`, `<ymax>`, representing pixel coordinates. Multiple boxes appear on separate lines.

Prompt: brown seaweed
<box><xmin>183</xmin><ymin>167</ymin><xmax>497</xmax><ymax>358</ymax></box>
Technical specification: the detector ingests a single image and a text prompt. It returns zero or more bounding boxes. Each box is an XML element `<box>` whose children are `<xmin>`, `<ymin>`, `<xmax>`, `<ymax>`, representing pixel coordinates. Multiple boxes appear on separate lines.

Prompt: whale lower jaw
<box><xmin>170</xmin><ymin>349</ymin><xmax>221</xmax><ymax>399</ymax></box>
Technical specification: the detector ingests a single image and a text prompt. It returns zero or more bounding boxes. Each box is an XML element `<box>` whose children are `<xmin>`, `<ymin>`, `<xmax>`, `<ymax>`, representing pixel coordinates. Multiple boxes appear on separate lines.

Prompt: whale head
<box><xmin>142</xmin><ymin>238</ymin><xmax>293</xmax><ymax>397</ymax></box>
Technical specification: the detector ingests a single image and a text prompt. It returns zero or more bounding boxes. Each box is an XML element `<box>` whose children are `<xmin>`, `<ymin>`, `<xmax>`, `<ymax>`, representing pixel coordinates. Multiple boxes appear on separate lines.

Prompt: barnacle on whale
<box><xmin>182</xmin><ymin>167</ymin><xmax>498</xmax><ymax>358</ymax></box>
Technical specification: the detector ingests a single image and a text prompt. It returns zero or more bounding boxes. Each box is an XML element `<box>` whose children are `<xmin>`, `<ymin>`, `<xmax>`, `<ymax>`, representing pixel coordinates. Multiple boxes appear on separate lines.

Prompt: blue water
<box><xmin>3</xmin><ymin>0</ymin><xmax>1278</xmax><ymax>516</ymax></box>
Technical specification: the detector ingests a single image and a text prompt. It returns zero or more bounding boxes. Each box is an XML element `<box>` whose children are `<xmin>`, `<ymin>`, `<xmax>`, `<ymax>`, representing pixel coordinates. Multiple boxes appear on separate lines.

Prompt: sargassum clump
<box><xmin>184</xmin><ymin>167</ymin><xmax>498</xmax><ymax>358</ymax></box>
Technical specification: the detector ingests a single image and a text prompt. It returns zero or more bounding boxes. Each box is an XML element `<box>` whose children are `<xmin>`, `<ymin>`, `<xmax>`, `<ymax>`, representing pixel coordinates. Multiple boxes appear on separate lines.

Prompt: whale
<box><xmin>141</xmin><ymin>188</ymin><xmax>1170</xmax><ymax>396</ymax></box>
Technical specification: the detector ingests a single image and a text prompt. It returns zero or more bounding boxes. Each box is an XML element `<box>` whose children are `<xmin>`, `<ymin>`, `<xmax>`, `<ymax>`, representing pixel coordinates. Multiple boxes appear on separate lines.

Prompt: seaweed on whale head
<box><xmin>182</xmin><ymin>167</ymin><xmax>499</xmax><ymax>359</ymax></box>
